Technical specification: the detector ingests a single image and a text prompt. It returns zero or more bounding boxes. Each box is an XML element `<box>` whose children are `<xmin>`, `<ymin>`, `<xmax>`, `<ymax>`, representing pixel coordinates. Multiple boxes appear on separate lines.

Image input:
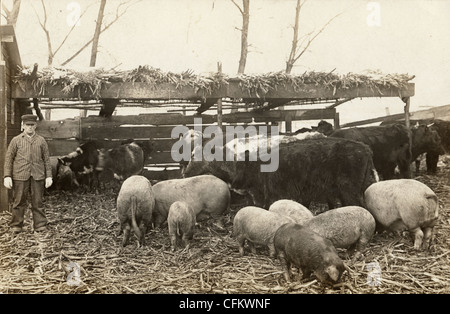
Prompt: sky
<box><xmin>2</xmin><ymin>0</ymin><xmax>450</xmax><ymax>125</ymax></box>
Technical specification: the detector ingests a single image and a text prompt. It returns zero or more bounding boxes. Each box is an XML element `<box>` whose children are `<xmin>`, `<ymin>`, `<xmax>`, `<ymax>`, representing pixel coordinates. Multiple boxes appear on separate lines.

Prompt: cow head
<box><xmin>411</xmin><ymin>124</ymin><xmax>445</xmax><ymax>159</ymax></box>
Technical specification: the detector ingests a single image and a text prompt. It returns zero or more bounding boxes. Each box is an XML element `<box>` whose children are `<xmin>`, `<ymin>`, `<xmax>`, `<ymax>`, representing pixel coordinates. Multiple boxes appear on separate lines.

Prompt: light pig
<box><xmin>116</xmin><ymin>175</ymin><xmax>155</xmax><ymax>247</ymax></box>
<box><xmin>302</xmin><ymin>206</ymin><xmax>376</xmax><ymax>256</ymax></box>
<box><xmin>274</xmin><ymin>223</ymin><xmax>345</xmax><ymax>285</ymax></box>
<box><xmin>152</xmin><ymin>175</ymin><xmax>230</xmax><ymax>227</ymax></box>
<box><xmin>364</xmin><ymin>179</ymin><xmax>439</xmax><ymax>250</ymax></box>
<box><xmin>268</xmin><ymin>199</ymin><xmax>313</xmax><ymax>224</ymax></box>
<box><xmin>233</xmin><ymin>206</ymin><xmax>294</xmax><ymax>257</ymax></box>
<box><xmin>167</xmin><ymin>201</ymin><xmax>196</xmax><ymax>251</ymax></box>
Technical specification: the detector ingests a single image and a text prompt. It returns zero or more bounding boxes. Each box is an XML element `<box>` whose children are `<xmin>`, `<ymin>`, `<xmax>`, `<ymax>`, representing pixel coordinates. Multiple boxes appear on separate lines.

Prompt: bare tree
<box><xmin>62</xmin><ymin>1</ymin><xmax>140</xmax><ymax>66</ymax></box>
<box><xmin>32</xmin><ymin>0</ymin><xmax>90</xmax><ymax>66</ymax></box>
<box><xmin>231</xmin><ymin>0</ymin><xmax>250</xmax><ymax>74</ymax></box>
<box><xmin>1</xmin><ymin>0</ymin><xmax>22</xmax><ymax>26</ymax></box>
<box><xmin>285</xmin><ymin>0</ymin><xmax>341</xmax><ymax>74</ymax></box>
<box><xmin>32</xmin><ymin>0</ymin><xmax>139</xmax><ymax>67</ymax></box>
<box><xmin>90</xmin><ymin>0</ymin><xmax>107</xmax><ymax>67</ymax></box>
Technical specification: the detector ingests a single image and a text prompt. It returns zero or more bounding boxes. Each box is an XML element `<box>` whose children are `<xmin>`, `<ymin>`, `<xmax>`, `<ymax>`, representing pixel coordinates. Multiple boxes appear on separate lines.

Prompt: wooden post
<box><xmin>0</xmin><ymin>64</ymin><xmax>8</xmax><ymax>212</ymax></box>
<box><xmin>45</xmin><ymin>109</ymin><xmax>51</xmax><ymax>120</ymax></box>
<box><xmin>403</xmin><ymin>97</ymin><xmax>410</xmax><ymax>128</ymax></box>
<box><xmin>285</xmin><ymin>113</ymin><xmax>292</xmax><ymax>134</ymax></box>
<box><xmin>334</xmin><ymin>111</ymin><xmax>340</xmax><ymax>129</ymax></box>
<box><xmin>216</xmin><ymin>62</ymin><xmax>223</xmax><ymax>128</ymax></box>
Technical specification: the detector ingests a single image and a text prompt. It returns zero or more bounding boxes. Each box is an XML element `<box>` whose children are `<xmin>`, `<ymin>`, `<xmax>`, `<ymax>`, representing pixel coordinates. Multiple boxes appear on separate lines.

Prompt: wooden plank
<box><xmin>83</xmin><ymin>125</ymin><xmax>176</xmax><ymax>140</ymax></box>
<box><xmin>226</xmin><ymin>79</ymin><xmax>415</xmax><ymax>99</ymax></box>
<box><xmin>81</xmin><ymin>108</ymin><xmax>335</xmax><ymax>129</ymax></box>
<box><xmin>0</xmin><ymin>64</ymin><xmax>8</xmax><ymax>211</ymax></box>
<box><xmin>13</xmin><ymin>81</ymin><xmax>225</xmax><ymax>100</ymax></box>
<box><xmin>36</xmin><ymin>119</ymin><xmax>80</xmax><ymax>139</ymax></box>
<box><xmin>12</xmin><ymin>79</ymin><xmax>415</xmax><ymax>100</ymax></box>
<box><xmin>47</xmin><ymin>139</ymin><xmax>80</xmax><ymax>156</ymax></box>
<box><xmin>342</xmin><ymin>103</ymin><xmax>450</xmax><ymax>128</ymax></box>
<box><xmin>147</xmin><ymin>151</ymin><xmax>177</xmax><ymax>164</ymax></box>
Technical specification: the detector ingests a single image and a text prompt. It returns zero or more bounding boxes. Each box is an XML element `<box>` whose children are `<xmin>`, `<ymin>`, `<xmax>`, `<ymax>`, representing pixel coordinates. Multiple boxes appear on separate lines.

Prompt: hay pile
<box><xmin>0</xmin><ymin>161</ymin><xmax>448</xmax><ymax>294</ymax></box>
<box><xmin>14</xmin><ymin>65</ymin><xmax>414</xmax><ymax>100</ymax></box>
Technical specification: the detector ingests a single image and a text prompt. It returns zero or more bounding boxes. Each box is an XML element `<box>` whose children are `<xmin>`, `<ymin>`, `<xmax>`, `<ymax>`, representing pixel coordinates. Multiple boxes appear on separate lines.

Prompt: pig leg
<box><xmin>138</xmin><ymin>221</ymin><xmax>147</xmax><ymax>246</ymax></box>
<box><xmin>122</xmin><ymin>224</ymin><xmax>131</xmax><ymax>247</ymax></box>
<box><xmin>410</xmin><ymin>227</ymin><xmax>424</xmax><ymax>250</ymax></box>
<box><xmin>248</xmin><ymin>242</ymin><xmax>257</xmax><ymax>255</ymax></box>
<box><xmin>422</xmin><ymin>227</ymin><xmax>434</xmax><ymax>250</ymax></box>
<box><xmin>277</xmin><ymin>252</ymin><xmax>291</xmax><ymax>282</ymax></box>
<box><xmin>168</xmin><ymin>225</ymin><xmax>177</xmax><ymax>251</ymax></box>
<box><xmin>169</xmin><ymin>234</ymin><xmax>177</xmax><ymax>252</ymax></box>
<box><xmin>300</xmin><ymin>266</ymin><xmax>313</xmax><ymax>280</ymax></box>
<box><xmin>268</xmin><ymin>243</ymin><xmax>276</xmax><ymax>258</ymax></box>
<box><xmin>236</xmin><ymin>236</ymin><xmax>246</xmax><ymax>256</ymax></box>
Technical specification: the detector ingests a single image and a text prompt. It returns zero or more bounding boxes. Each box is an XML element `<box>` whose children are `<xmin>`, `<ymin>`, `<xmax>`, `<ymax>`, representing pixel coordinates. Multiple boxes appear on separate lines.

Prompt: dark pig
<box><xmin>116</xmin><ymin>175</ymin><xmax>155</xmax><ymax>247</ymax></box>
<box><xmin>233</xmin><ymin>206</ymin><xmax>294</xmax><ymax>257</ymax></box>
<box><xmin>274</xmin><ymin>223</ymin><xmax>345</xmax><ymax>284</ymax></box>
<box><xmin>97</xmin><ymin>142</ymin><xmax>144</xmax><ymax>181</ymax></box>
<box><xmin>167</xmin><ymin>201</ymin><xmax>196</xmax><ymax>251</ymax></box>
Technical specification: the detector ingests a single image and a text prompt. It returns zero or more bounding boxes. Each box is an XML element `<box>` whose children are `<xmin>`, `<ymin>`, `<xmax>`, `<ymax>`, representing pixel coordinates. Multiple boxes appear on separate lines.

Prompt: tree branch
<box><xmin>61</xmin><ymin>0</ymin><xmax>140</xmax><ymax>66</ymax></box>
<box><xmin>230</xmin><ymin>0</ymin><xmax>243</xmax><ymax>15</ymax></box>
<box><xmin>53</xmin><ymin>3</ymin><xmax>93</xmax><ymax>56</ymax></box>
<box><xmin>292</xmin><ymin>12</ymin><xmax>342</xmax><ymax>64</ymax></box>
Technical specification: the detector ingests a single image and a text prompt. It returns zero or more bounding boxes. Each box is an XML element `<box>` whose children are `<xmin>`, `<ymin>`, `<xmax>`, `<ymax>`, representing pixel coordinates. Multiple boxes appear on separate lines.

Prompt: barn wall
<box><xmin>1</xmin><ymin>43</ymin><xmax>21</xmax><ymax>212</ymax></box>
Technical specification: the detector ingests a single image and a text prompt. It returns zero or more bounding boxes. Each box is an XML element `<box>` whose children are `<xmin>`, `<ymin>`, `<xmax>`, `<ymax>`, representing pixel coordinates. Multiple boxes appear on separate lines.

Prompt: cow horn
<box><xmin>427</xmin><ymin>123</ymin><xmax>434</xmax><ymax>127</ymax></box>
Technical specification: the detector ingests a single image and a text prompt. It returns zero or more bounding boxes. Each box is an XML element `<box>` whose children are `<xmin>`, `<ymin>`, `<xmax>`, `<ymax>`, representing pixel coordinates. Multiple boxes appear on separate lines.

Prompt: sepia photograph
<box><xmin>0</xmin><ymin>0</ymin><xmax>449</xmax><ymax>299</ymax></box>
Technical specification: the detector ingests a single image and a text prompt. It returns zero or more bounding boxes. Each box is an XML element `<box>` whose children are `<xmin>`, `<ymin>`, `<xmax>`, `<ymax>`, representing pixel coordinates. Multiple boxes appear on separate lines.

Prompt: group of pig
<box><xmin>115</xmin><ymin>173</ymin><xmax>440</xmax><ymax>285</ymax></box>
<box><xmin>116</xmin><ymin>174</ymin><xmax>230</xmax><ymax>251</ymax></box>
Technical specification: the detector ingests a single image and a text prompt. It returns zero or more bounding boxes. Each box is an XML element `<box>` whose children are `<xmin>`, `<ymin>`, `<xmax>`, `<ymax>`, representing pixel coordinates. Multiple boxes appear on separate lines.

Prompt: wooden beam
<box><xmin>404</xmin><ymin>97</ymin><xmax>411</xmax><ymax>128</ymax></box>
<box><xmin>12</xmin><ymin>79</ymin><xmax>415</xmax><ymax>101</ymax></box>
<box><xmin>0</xmin><ymin>65</ymin><xmax>8</xmax><ymax>212</ymax></box>
<box><xmin>326</xmin><ymin>98</ymin><xmax>354</xmax><ymax>109</ymax></box>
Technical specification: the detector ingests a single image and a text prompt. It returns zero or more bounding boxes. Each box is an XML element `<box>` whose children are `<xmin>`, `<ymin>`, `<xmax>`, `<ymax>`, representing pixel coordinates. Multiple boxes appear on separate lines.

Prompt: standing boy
<box><xmin>3</xmin><ymin>114</ymin><xmax>53</xmax><ymax>233</ymax></box>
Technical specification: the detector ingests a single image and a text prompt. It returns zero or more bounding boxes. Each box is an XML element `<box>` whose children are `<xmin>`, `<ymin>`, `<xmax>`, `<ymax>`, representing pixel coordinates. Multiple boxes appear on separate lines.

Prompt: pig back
<box><xmin>233</xmin><ymin>206</ymin><xmax>294</xmax><ymax>245</ymax></box>
<box><xmin>268</xmin><ymin>199</ymin><xmax>313</xmax><ymax>224</ymax></box>
<box><xmin>364</xmin><ymin>179</ymin><xmax>439</xmax><ymax>231</ymax></box>
<box><xmin>302</xmin><ymin>206</ymin><xmax>376</xmax><ymax>249</ymax></box>
<box><xmin>153</xmin><ymin>175</ymin><xmax>230</xmax><ymax>225</ymax></box>
<box><xmin>117</xmin><ymin>175</ymin><xmax>155</xmax><ymax>220</ymax></box>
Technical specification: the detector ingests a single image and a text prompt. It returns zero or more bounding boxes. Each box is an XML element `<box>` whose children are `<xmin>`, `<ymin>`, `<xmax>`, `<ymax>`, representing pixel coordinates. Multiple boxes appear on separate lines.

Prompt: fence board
<box><xmin>36</xmin><ymin>119</ymin><xmax>80</xmax><ymax>139</ymax></box>
<box><xmin>47</xmin><ymin>139</ymin><xmax>80</xmax><ymax>156</ymax></box>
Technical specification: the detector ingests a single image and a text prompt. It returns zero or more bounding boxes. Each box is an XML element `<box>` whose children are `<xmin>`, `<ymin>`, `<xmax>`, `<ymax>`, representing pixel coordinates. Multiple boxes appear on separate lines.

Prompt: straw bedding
<box><xmin>0</xmin><ymin>159</ymin><xmax>448</xmax><ymax>294</ymax></box>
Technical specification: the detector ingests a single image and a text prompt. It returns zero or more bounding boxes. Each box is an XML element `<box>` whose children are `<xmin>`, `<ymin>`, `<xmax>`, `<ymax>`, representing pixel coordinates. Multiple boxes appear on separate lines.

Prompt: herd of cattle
<box><xmin>48</xmin><ymin>119</ymin><xmax>449</xmax><ymax>285</ymax></box>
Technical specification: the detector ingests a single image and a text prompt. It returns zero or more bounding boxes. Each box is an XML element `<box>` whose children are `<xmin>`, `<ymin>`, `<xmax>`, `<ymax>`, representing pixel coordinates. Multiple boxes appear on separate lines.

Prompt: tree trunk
<box><xmin>237</xmin><ymin>0</ymin><xmax>250</xmax><ymax>74</ymax></box>
<box><xmin>285</xmin><ymin>0</ymin><xmax>302</xmax><ymax>74</ymax></box>
<box><xmin>90</xmin><ymin>0</ymin><xmax>107</xmax><ymax>67</ymax></box>
<box><xmin>3</xmin><ymin>0</ymin><xmax>22</xmax><ymax>26</ymax></box>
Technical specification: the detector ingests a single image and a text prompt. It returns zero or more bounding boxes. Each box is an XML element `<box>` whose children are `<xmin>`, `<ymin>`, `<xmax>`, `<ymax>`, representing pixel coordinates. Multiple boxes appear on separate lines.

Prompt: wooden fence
<box><xmin>36</xmin><ymin>108</ymin><xmax>337</xmax><ymax>179</ymax></box>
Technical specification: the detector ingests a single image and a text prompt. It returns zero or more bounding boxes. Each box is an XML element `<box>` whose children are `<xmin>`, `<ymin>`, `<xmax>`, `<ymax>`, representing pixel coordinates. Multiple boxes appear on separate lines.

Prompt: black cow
<box><xmin>421</xmin><ymin>120</ymin><xmax>450</xmax><ymax>173</ymax></box>
<box><xmin>329</xmin><ymin>124</ymin><xmax>412</xmax><ymax>180</ymax></box>
<box><xmin>294</xmin><ymin>120</ymin><xmax>334</xmax><ymax>135</ymax></box>
<box><xmin>380</xmin><ymin>119</ymin><xmax>447</xmax><ymax>174</ymax></box>
<box><xmin>96</xmin><ymin>142</ymin><xmax>144</xmax><ymax>181</ymax></box>
<box><xmin>60</xmin><ymin>141</ymin><xmax>101</xmax><ymax>189</ymax></box>
<box><xmin>184</xmin><ymin>137</ymin><xmax>378</xmax><ymax>209</ymax></box>
<box><xmin>410</xmin><ymin>124</ymin><xmax>445</xmax><ymax>173</ymax></box>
